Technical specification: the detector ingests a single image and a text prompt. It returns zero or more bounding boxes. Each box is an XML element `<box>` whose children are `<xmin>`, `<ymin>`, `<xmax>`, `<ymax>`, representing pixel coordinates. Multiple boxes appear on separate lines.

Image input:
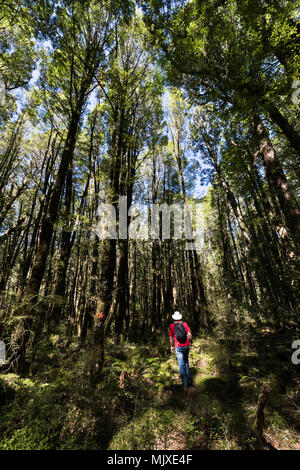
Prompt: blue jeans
<box><xmin>176</xmin><ymin>346</ymin><xmax>190</xmax><ymax>387</ymax></box>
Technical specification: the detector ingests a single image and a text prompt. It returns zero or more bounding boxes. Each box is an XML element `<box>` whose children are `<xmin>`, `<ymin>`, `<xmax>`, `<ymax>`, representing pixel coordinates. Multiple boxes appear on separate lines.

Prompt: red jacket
<box><xmin>169</xmin><ymin>321</ymin><xmax>191</xmax><ymax>348</ymax></box>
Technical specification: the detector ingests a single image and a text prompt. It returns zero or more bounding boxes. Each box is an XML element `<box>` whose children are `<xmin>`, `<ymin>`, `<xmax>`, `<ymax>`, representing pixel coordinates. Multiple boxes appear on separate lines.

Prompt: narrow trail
<box><xmin>1</xmin><ymin>333</ymin><xmax>300</xmax><ymax>450</ymax></box>
<box><xmin>128</xmin><ymin>336</ymin><xmax>300</xmax><ymax>451</ymax></box>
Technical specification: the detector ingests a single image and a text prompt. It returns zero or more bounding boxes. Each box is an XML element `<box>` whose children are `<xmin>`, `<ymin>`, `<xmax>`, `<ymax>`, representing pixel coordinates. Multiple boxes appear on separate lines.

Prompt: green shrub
<box><xmin>108</xmin><ymin>408</ymin><xmax>177</xmax><ymax>450</ymax></box>
<box><xmin>0</xmin><ymin>424</ymin><xmax>52</xmax><ymax>450</ymax></box>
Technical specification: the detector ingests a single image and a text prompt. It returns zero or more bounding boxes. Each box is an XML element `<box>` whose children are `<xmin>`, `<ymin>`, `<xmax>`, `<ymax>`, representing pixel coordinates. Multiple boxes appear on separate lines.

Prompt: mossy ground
<box><xmin>0</xmin><ymin>329</ymin><xmax>300</xmax><ymax>450</ymax></box>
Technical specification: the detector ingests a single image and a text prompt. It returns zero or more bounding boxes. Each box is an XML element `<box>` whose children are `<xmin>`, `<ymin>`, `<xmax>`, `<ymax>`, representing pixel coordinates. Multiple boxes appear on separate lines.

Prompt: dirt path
<box><xmin>152</xmin><ymin>338</ymin><xmax>300</xmax><ymax>450</ymax></box>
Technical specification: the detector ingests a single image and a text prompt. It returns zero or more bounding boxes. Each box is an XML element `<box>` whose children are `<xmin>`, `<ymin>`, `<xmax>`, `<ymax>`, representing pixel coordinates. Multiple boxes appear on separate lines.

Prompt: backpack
<box><xmin>174</xmin><ymin>321</ymin><xmax>187</xmax><ymax>344</ymax></box>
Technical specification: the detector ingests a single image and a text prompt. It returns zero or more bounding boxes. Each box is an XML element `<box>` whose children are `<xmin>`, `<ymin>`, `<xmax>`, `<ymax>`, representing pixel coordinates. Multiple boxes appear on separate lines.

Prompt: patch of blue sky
<box><xmin>163</xmin><ymin>88</ymin><xmax>210</xmax><ymax>200</ymax></box>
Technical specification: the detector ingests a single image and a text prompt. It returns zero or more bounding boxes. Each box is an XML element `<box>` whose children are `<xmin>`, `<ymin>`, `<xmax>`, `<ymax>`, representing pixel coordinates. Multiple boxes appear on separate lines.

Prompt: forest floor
<box><xmin>0</xmin><ymin>329</ymin><xmax>300</xmax><ymax>450</ymax></box>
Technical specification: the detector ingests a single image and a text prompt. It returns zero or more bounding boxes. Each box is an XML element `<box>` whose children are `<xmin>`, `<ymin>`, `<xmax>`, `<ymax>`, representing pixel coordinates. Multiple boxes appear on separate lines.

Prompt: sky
<box><xmin>10</xmin><ymin>35</ymin><xmax>210</xmax><ymax>201</ymax></box>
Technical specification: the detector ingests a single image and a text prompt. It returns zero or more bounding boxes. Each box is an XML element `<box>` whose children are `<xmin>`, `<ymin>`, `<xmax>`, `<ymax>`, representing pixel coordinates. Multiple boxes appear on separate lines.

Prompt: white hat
<box><xmin>172</xmin><ymin>311</ymin><xmax>182</xmax><ymax>320</ymax></box>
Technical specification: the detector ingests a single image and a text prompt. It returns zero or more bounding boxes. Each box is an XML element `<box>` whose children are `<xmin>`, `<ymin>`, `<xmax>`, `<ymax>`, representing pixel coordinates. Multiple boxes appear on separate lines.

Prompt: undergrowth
<box><xmin>0</xmin><ymin>326</ymin><xmax>300</xmax><ymax>450</ymax></box>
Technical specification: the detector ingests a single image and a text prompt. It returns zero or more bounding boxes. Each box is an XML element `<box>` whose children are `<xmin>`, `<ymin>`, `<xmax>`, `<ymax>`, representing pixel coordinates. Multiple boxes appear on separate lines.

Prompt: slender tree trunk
<box><xmin>255</xmin><ymin>116</ymin><xmax>300</xmax><ymax>255</ymax></box>
<box><xmin>263</xmin><ymin>101</ymin><xmax>300</xmax><ymax>156</ymax></box>
<box><xmin>90</xmin><ymin>106</ymin><xmax>122</xmax><ymax>383</ymax></box>
<box><xmin>10</xmin><ymin>95</ymin><xmax>86</xmax><ymax>374</ymax></box>
<box><xmin>175</xmin><ymin>146</ymin><xmax>209</xmax><ymax>330</ymax></box>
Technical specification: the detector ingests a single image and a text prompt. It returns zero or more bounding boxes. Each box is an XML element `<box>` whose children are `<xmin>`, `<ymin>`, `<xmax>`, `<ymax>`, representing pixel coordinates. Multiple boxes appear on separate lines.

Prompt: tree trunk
<box><xmin>255</xmin><ymin>116</ymin><xmax>300</xmax><ymax>255</ymax></box>
<box><xmin>263</xmin><ymin>101</ymin><xmax>300</xmax><ymax>156</ymax></box>
<box><xmin>10</xmin><ymin>96</ymin><xmax>85</xmax><ymax>374</ymax></box>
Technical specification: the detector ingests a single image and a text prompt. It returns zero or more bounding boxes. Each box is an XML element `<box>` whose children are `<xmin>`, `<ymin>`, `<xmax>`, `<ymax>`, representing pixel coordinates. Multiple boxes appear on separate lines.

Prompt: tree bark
<box><xmin>10</xmin><ymin>94</ymin><xmax>86</xmax><ymax>374</ymax></box>
<box><xmin>255</xmin><ymin>116</ymin><xmax>300</xmax><ymax>255</ymax></box>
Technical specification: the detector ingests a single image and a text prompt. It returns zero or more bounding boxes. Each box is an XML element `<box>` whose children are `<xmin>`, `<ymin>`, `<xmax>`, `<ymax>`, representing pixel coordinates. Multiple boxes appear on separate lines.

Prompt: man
<box><xmin>169</xmin><ymin>311</ymin><xmax>192</xmax><ymax>390</ymax></box>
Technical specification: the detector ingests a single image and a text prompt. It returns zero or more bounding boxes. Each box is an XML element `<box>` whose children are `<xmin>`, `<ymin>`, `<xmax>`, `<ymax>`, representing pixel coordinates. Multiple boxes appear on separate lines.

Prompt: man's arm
<box><xmin>169</xmin><ymin>335</ymin><xmax>174</xmax><ymax>353</ymax></box>
<box><xmin>185</xmin><ymin>323</ymin><xmax>193</xmax><ymax>346</ymax></box>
